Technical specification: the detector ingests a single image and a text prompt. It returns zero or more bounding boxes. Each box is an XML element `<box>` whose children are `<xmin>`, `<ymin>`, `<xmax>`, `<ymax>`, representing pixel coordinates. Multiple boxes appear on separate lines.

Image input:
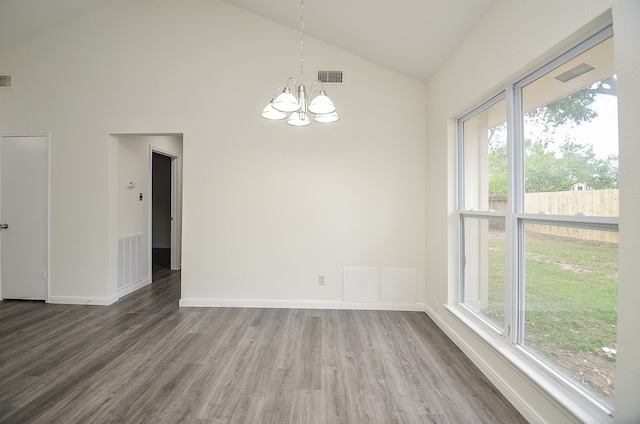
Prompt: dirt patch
<box><xmin>538</xmin><ymin>347</ymin><xmax>615</xmax><ymax>405</ymax></box>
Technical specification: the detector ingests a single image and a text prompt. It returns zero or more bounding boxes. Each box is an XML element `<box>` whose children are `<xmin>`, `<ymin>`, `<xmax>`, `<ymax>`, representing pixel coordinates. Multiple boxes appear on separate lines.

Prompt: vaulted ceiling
<box><xmin>0</xmin><ymin>0</ymin><xmax>497</xmax><ymax>82</ymax></box>
<box><xmin>221</xmin><ymin>0</ymin><xmax>496</xmax><ymax>81</ymax></box>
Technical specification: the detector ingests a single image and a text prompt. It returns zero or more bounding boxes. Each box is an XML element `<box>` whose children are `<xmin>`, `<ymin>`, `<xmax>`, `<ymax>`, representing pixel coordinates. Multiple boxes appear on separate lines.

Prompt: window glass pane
<box><xmin>522</xmin><ymin>223</ymin><xmax>617</xmax><ymax>406</ymax></box>
<box><xmin>462</xmin><ymin>217</ymin><xmax>505</xmax><ymax>332</ymax></box>
<box><xmin>462</xmin><ymin>99</ymin><xmax>507</xmax><ymax>211</ymax></box>
<box><xmin>522</xmin><ymin>38</ymin><xmax>618</xmax><ymax>216</ymax></box>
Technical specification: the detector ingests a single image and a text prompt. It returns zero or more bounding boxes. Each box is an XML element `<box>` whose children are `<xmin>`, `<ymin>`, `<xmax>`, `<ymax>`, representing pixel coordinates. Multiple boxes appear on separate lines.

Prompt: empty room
<box><xmin>0</xmin><ymin>0</ymin><xmax>638</xmax><ymax>423</ymax></box>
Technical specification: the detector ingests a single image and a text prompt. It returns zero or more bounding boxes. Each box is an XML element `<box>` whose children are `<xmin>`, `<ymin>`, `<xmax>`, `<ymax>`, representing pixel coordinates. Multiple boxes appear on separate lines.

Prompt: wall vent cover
<box><xmin>317</xmin><ymin>70</ymin><xmax>343</xmax><ymax>84</ymax></box>
<box><xmin>118</xmin><ymin>233</ymin><xmax>143</xmax><ymax>289</ymax></box>
<box><xmin>0</xmin><ymin>75</ymin><xmax>11</xmax><ymax>88</ymax></box>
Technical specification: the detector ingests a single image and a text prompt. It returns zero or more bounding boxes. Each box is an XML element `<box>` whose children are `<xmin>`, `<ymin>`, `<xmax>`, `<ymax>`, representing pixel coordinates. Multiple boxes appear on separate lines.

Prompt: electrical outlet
<box><xmin>319</xmin><ymin>275</ymin><xmax>326</xmax><ymax>285</ymax></box>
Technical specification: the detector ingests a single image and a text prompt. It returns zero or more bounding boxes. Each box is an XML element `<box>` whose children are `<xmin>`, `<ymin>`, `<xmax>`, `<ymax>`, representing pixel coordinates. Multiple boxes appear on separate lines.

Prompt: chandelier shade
<box><xmin>287</xmin><ymin>111</ymin><xmax>311</xmax><ymax>126</ymax></box>
<box><xmin>314</xmin><ymin>111</ymin><xmax>340</xmax><ymax>123</ymax></box>
<box><xmin>272</xmin><ymin>87</ymin><xmax>300</xmax><ymax>113</ymax></box>
<box><xmin>261</xmin><ymin>103</ymin><xmax>287</xmax><ymax>120</ymax></box>
<box><xmin>307</xmin><ymin>90</ymin><xmax>335</xmax><ymax>114</ymax></box>
<box><xmin>261</xmin><ymin>0</ymin><xmax>339</xmax><ymax>127</ymax></box>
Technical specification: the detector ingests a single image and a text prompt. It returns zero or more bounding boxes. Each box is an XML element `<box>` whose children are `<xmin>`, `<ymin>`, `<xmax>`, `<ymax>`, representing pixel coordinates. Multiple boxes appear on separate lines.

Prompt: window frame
<box><xmin>457</xmin><ymin>92</ymin><xmax>508</xmax><ymax>335</ymax></box>
<box><xmin>456</xmin><ymin>24</ymin><xmax>618</xmax><ymax>421</ymax></box>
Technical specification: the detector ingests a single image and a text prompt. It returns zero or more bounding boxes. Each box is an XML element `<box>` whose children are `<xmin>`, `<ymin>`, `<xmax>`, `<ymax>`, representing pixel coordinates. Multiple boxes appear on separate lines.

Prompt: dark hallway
<box><xmin>152</xmin><ymin>152</ymin><xmax>172</xmax><ymax>271</ymax></box>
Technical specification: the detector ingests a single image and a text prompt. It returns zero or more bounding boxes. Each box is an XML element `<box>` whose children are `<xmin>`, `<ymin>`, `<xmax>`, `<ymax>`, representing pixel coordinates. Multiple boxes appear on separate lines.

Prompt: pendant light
<box><xmin>261</xmin><ymin>0</ymin><xmax>339</xmax><ymax>126</ymax></box>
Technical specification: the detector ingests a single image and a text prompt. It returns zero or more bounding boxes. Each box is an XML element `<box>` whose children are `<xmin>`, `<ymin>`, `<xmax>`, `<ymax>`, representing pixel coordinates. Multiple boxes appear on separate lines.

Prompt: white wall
<box><xmin>424</xmin><ymin>0</ymin><xmax>640</xmax><ymax>422</ymax></box>
<box><xmin>0</xmin><ymin>0</ymin><xmax>426</xmax><ymax>306</ymax></box>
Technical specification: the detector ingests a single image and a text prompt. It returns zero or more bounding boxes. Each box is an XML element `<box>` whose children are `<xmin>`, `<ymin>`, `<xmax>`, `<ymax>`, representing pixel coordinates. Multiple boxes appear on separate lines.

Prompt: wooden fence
<box><xmin>489</xmin><ymin>189</ymin><xmax>619</xmax><ymax>243</ymax></box>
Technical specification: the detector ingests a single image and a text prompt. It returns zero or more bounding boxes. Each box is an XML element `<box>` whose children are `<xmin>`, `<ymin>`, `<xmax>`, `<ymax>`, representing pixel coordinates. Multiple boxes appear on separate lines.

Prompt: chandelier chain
<box><xmin>299</xmin><ymin>0</ymin><xmax>304</xmax><ymax>85</ymax></box>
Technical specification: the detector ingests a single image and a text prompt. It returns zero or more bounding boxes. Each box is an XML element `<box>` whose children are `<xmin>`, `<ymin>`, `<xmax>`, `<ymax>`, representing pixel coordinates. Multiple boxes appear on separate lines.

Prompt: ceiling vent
<box><xmin>317</xmin><ymin>70</ymin><xmax>343</xmax><ymax>84</ymax></box>
<box><xmin>555</xmin><ymin>63</ymin><xmax>594</xmax><ymax>83</ymax></box>
<box><xmin>0</xmin><ymin>75</ymin><xmax>11</xmax><ymax>88</ymax></box>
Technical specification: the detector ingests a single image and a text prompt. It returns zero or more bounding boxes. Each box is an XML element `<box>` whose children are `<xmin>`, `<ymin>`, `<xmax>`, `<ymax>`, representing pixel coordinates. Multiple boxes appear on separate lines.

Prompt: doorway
<box><xmin>115</xmin><ymin>134</ymin><xmax>182</xmax><ymax>296</ymax></box>
<box><xmin>0</xmin><ymin>135</ymin><xmax>49</xmax><ymax>300</ymax></box>
<box><xmin>152</xmin><ymin>152</ymin><xmax>172</xmax><ymax>270</ymax></box>
<box><xmin>150</xmin><ymin>148</ymin><xmax>181</xmax><ymax>273</ymax></box>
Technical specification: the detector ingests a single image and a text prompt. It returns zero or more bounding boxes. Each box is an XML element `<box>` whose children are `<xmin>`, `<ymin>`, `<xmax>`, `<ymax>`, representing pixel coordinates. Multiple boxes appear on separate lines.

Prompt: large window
<box><xmin>458</xmin><ymin>26</ymin><xmax>618</xmax><ymax>415</ymax></box>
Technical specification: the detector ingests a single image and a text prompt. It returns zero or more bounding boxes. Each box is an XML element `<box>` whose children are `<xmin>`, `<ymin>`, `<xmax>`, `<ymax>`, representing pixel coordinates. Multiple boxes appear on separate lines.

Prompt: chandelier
<box><xmin>261</xmin><ymin>0</ymin><xmax>339</xmax><ymax>126</ymax></box>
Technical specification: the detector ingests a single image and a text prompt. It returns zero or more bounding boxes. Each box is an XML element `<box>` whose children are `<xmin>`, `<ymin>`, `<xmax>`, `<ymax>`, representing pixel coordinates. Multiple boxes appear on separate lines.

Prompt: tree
<box><xmin>488</xmin><ymin>77</ymin><xmax>618</xmax><ymax>194</ymax></box>
<box><xmin>489</xmin><ymin>135</ymin><xmax>619</xmax><ymax>194</ymax></box>
<box><xmin>488</xmin><ymin>132</ymin><xmax>508</xmax><ymax>194</ymax></box>
<box><xmin>523</xmin><ymin>139</ymin><xmax>569</xmax><ymax>192</ymax></box>
<box><xmin>526</xmin><ymin>77</ymin><xmax>617</xmax><ymax>129</ymax></box>
<box><xmin>523</xmin><ymin>138</ymin><xmax>618</xmax><ymax>193</ymax></box>
<box><xmin>558</xmin><ymin>139</ymin><xmax>618</xmax><ymax>190</ymax></box>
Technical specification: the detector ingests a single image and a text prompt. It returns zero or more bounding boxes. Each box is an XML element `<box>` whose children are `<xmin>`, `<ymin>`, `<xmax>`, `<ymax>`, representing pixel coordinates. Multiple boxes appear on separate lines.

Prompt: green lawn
<box><xmin>487</xmin><ymin>231</ymin><xmax>618</xmax><ymax>359</ymax></box>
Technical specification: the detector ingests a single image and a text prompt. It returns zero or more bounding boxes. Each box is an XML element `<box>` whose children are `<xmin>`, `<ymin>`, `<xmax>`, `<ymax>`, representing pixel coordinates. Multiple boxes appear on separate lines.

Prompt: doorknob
<box><xmin>0</xmin><ymin>223</ymin><xmax>8</xmax><ymax>229</ymax></box>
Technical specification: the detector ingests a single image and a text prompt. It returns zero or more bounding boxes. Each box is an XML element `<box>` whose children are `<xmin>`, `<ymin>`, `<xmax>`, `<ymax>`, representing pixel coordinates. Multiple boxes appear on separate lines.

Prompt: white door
<box><xmin>0</xmin><ymin>135</ymin><xmax>48</xmax><ymax>300</ymax></box>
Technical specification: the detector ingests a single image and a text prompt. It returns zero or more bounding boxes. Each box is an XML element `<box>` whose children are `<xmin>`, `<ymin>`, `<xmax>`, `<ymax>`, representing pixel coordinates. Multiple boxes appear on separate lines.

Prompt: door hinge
<box><xmin>43</xmin><ymin>150</ymin><xmax>48</xmax><ymax>159</ymax></box>
<box><xmin>43</xmin><ymin>270</ymin><xmax>47</xmax><ymax>280</ymax></box>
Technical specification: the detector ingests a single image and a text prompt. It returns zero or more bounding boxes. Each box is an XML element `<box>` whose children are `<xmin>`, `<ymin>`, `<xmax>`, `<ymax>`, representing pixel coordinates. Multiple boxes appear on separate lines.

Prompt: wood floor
<box><xmin>0</xmin><ymin>269</ymin><xmax>527</xmax><ymax>423</ymax></box>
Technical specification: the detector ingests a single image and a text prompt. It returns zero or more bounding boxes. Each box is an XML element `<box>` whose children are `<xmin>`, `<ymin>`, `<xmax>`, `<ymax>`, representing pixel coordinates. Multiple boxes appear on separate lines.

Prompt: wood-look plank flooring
<box><xmin>0</xmin><ymin>269</ymin><xmax>528</xmax><ymax>423</ymax></box>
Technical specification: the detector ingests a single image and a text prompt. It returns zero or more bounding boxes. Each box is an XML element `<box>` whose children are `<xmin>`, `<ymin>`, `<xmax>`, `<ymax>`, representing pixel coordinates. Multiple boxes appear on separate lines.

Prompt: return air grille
<box><xmin>118</xmin><ymin>233</ymin><xmax>143</xmax><ymax>289</ymax></box>
<box><xmin>317</xmin><ymin>70</ymin><xmax>343</xmax><ymax>84</ymax></box>
<box><xmin>0</xmin><ymin>75</ymin><xmax>11</xmax><ymax>88</ymax></box>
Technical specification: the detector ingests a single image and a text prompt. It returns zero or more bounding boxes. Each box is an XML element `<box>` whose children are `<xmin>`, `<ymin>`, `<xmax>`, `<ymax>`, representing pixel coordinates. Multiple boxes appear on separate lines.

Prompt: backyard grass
<box><xmin>487</xmin><ymin>231</ymin><xmax>618</xmax><ymax>357</ymax></box>
<box><xmin>480</xmin><ymin>229</ymin><xmax>618</xmax><ymax>404</ymax></box>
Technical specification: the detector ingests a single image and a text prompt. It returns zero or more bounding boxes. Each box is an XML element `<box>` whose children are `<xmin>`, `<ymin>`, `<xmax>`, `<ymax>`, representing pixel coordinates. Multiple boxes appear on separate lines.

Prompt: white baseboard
<box><xmin>47</xmin><ymin>294</ymin><xmax>119</xmax><ymax>306</ymax></box>
<box><xmin>179</xmin><ymin>298</ymin><xmax>425</xmax><ymax>311</ymax></box>
<box><xmin>47</xmin><ymin>278</ymin><xmax>150</xmax><ymax>306</ymax></box>
<box><xmin>117</xmin><ymin>278</ymin><xmax>150</xmax><ymax>298</ymax></box>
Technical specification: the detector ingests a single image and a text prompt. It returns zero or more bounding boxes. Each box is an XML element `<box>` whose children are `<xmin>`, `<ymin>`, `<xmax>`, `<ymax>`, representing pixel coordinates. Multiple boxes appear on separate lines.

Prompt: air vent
<box><xmin>0</xmin><ymin>75</ymin><xmax>11</xmax><ymax>88</ymax></box>
<box><xmin>118</xmin><ymin>233</ymin><xmax>143</xmax><ymax>289</ymax></box>
<box><xmin>555</xmin><ymin>63</ymin><xmax>594</xmax><ymax>83</ymax></box>
<box><xmin>317</xmin><ymin>70</ymin><xmax>343</xmax><ymax>84</ymax></box>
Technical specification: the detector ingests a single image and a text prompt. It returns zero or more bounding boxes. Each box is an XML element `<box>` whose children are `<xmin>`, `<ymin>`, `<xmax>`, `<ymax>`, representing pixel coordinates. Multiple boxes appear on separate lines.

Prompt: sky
<box><xmin>569</xmin><ymin>94</ymin><xmax>619</xmax><ymax>159</ymax></box>
<box><xmin>526</xmin><ymin>93</ymin><xmax>619</xmax><ymax>160</ymax></box>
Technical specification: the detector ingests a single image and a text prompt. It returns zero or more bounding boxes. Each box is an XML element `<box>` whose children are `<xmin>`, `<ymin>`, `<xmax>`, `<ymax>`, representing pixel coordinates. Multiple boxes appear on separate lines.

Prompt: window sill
<box><xmin>444</xmin><ymin>304</ymin><xmax>614</xmax><ymax>424</ymax></box>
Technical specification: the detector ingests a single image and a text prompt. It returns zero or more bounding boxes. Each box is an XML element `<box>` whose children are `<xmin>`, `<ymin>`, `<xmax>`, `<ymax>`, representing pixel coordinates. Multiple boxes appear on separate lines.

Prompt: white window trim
<box><xmin>456</xmin><ymin>23</ymin><xmax>616</xmax><ymax>423</ymax></box>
